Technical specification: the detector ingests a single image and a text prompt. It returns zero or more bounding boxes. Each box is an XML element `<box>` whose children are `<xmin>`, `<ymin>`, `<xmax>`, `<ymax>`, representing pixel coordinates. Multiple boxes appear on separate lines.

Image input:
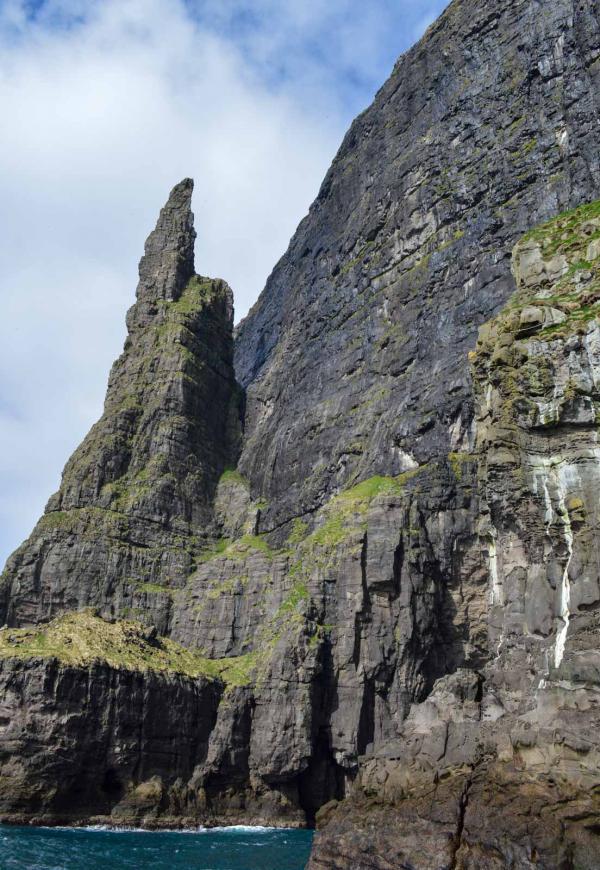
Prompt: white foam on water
<box><xmin>45</xmin><ymin>823</ymin><xmax>293</xmax><ymax>835</ymax></box>
<box><xmin>206</xmin><ymin>825</ymin><xmax>278</xmax><ymax>832</ymax></box>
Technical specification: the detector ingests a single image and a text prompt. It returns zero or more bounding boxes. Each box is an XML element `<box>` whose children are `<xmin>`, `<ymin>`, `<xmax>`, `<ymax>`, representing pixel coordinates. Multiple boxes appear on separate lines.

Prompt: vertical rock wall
<box><xmin>235</xmin><ymin>0</ymin><xmax>600</xmax><ymax>540</ymax></box>
<box><xmin>309</xmin><ymin>200</ymin><xmax>600</xmax><ymax>869</ymax></box>
<box><xmin>1</xmin><ymin>1</ymin><xmax>600</xmax><ymax>863</ymax></box>
<box><xmin>1</xmin><ymin>180</ymin><xmax>243</xmax><ymax>631</ymax></box>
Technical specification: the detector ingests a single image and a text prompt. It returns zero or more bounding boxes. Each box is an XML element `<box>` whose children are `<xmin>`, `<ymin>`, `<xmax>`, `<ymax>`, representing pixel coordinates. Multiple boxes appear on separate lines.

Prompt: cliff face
<box><xmin>0</xmin><ymin>618</ymin><xmax>222</xmax><ymax>827</ymax></box>
<box><xmin>309</xmin><ymin>201</ymin><xmax>600</xmax><ymax>868</ymax></box>
<box><xmin>236</xmin><ymin>0</ymin><xmax>600</xmax><ymax>538</ymax></box>
<box><xmin>0</xmin><ymin>179</ymin><xmax>243</xmax><ymax>631</ymax></box>
<box><xmin>2</xmin><ymin>0</ymin><xmax>600</xmax><ymax>865</ymax></box>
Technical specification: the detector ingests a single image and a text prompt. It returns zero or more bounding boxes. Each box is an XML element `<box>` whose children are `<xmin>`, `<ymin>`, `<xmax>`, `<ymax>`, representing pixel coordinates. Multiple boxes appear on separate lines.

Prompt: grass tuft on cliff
<box><xmin>218</xmin><ymin>468</ymin><xmax>250</xmax><ymax>489</ymax></box>
<box><xmin>521</xmin><ymin>198</ymin><xmax>600</xmax><ymax>257</ymax></box>
<box><xmin>507</xmin><ymin>198</ymin><xmax>600</xmax><ymax>340</ymax></box>
<box><xmin>470</xmin><ymin>198</ymin><xmax>600</xmax><ymax>428</ymax></box>
<box><xmin>0</xmin><ymin>610</ymin><xmax>255</xmax><ymax>687</ymax></box>
<box><xmin>304</xmin><ymin>469</ymin><xmax>424</xmax><ymax>549</ymax></box>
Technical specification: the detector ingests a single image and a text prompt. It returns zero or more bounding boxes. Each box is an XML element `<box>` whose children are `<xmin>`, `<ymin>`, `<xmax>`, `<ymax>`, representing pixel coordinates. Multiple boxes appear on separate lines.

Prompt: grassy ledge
<box><xmin>500</xmin><ymin>199</ymin><xmax>600</xmax><ymax>342</ymax></box>
<box><xmin>0</xmin><ymin>610</ymin><xmax>254</xmax><ymax>688</ymax></box>
<box><xmin>469</xmin><ymin>198</ymin><xmax>600</xmax><ymax>427</ymax></box>
<box><xmin>198</xmin><ymin>534</ymin><xmax>274</xmax><ymax>565</ymax></box>
<box><xmin>218</xmin><ymin>468</ymin><xmax>250</xmax><ymax>489</ymax></box>
<box><xmin>306</xmin><ymin>470</ymin><xmax>424</xmax><ymax>547</ymax></box>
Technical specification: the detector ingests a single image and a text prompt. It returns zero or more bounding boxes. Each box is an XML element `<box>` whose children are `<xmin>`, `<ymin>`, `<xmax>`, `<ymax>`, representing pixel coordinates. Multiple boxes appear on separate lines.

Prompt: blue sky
<box><xmin>0</xmin><ymin>0</ymin><xmax>449</xmax><ymax>567</ymax></box>
<box><xmin>17</xmin><ymin>0</ymin><xmax>444</xmax><ymax>116</ymax></box>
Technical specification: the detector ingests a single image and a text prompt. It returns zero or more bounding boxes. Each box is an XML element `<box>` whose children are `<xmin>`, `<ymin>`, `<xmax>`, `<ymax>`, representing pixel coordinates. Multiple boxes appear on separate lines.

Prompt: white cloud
<box><xmin>0</xmin><ymin>0</ymin><xmax>449</xmax><ymax>566</ymax></box>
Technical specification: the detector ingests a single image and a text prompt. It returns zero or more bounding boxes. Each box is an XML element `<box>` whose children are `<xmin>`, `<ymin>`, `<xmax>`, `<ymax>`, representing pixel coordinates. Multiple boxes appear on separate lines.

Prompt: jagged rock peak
<box><xmin>0</xmin><ymin>177</ymin><xmax>243</xmax><ymax>628</ymax></box>
<box><xmin>135</xmin><ymin>177</ymin><xmax>196</xmax><ymax>312</ymax></box>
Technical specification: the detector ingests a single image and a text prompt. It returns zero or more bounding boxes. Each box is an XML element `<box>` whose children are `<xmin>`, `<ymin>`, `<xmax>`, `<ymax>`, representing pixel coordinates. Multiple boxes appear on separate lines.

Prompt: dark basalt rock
<box><xmin>0</xmin><ymin>656</ymin><xmax>221</xmax><ymax>827</ymax></box>
<box><xmin>308</xmin><ymin>198</ymin><xmax>600</xmax><ymax>867</ymax></box>
<box><xmin>133</xmin><ymin>176</ymin><xmax>196</xmax><ymax>315</ymax></box>
<box><xmin>0</xmin><ymin>179</ymin><xmax>243</xmax><ymax>630</ymax></box>
<box><xmin>235</xmin><ymin>0</ymin><xmax>600</xmax><ymax>541</ymax></box>
<box><xmin>2</xmin><ymin>0</ymin><xmax>600</xmax><ymax>864</ymax></box>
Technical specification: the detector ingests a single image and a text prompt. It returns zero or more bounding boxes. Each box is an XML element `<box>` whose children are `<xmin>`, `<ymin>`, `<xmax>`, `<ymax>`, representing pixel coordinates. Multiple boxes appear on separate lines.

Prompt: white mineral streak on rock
<box><xmin>554</xmin><ymin>466</ymin><xmax>574</xmax><ymax>669</ymax></box>
<box><xmin>448</xmin><ymin>410</ymin><xmax>476</xmax><ymax>452</ymax></box>
<box><xmin>485</xmin><ymin>528</ymin><xmax>505</xmax><ymax>657</ymax></box>
<box><xmin>395</xmin><ymin>449</ymin><xmax>419</xmax><ymax>471</ymax></box>
<box><xmin>485</xmin><ymin>384</ymin><xmax>493</xmax><ymax>413</ymax></box>
<box><xmin>532</xmin><ymin>461</ymin><xmax>554</xmax><ymax>684</ymax></box>
<box><xmin>541</xmin><ymin>476</ymin><xmax>554</xmax><ymax>527</ymax></box>
<box><xmin>530</xmin><ymin>455</ymin><xmax>575</xmax><ymax>670</ymax></box>
<box><xmin>488</xmin><ymin>533</ymin><xmax>502</xmax><ymax>607</ymax></box>
<box><xmin>531</xmin><ymin>458</ymin><xmax>553</xmax><ymax>525</ymax></box>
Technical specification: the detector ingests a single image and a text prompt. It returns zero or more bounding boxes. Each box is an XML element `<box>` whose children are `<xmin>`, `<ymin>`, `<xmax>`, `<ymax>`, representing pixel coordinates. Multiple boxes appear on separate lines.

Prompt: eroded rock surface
<box><xmin>0</xmin><ymin>179</ymin><xmax>243</xmax><ymax>631</ymax></box>
<box><xmin>236</xmin><ymin>0</ymin><xmax>600</xmax><ymax>543</ymax></box>
<box><xmin>1</xmin><ymin>0</ymin><xmax>600</xmax><ymax>864</ymax></box>
<box><xmin>309</xmin><ymin>200</ymin><xmax>600</xmax><ymax>868</ymax></box>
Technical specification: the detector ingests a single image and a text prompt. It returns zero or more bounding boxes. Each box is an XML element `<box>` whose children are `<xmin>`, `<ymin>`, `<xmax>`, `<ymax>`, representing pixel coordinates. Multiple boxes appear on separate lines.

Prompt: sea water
<box><xmin>0</xmin><ymin>824</ymin><xmax>314</xmax><ymax>869</ymax></box>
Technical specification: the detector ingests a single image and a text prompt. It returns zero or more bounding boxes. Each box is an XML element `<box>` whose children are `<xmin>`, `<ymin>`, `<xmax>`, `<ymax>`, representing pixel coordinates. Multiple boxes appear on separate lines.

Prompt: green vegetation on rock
<box><xmin>0</xmin><ymin>611</ymin><xmax>255</xmax><ymax>687</ymax></box>
<box><xmin>245</xmin><ymin>470</ymin><xmax>429</xmax><ymax>675</ymax></box>
<box><xmin>287</xmin><ymin>518</ymin><xmax>310</xmax><ymax>546</ymax></box>
<box><xmin>277</xmin><ymin>580</ymin><xmax>310</xmax><ymax>617</ymax></box>
<box><xmin>135</xmin><ymin>582</ymin><xmax>176</xmax><ymax>597</ymax></box>
<box><xmin>471</xmin><ymin>198</ymin><xmax>600</xmax><ymax>428</ymax></box>
<box><xmin>160</xmin><ymin>275</ymin><xmax>217</xmax><ymax>317</ymax></box>
<box><xmin>478</xmin><ymin>198</ymin><xmax>600</xmax><ymax>348</ymax></box>
<box><xmin>199</xmin><ymin>534</ymin><xmax>274</xmax><ymax>564</ymax></box>
<box><xmin>521</xmin><ymin>199</ymin><xmax>600</xmax><ymax>255</ymax></box>
<box><xmin>197</xmin><ymin>537</ymin><xmax>233</xmax><ymax>563</ymax></box>
<box><xmin>218</xmin><ymin>468</ymin><xmax>250</xmax><ymax>489</ymax></box>
<box><xmin>448</xmin><ymin>453</ymin><xmax>472</xmax><ymax>481</ymax></box>
<box><xmin>285</xmin><ymin>469</ymin><xmax>425</xmax><ymax>578</ymax></box>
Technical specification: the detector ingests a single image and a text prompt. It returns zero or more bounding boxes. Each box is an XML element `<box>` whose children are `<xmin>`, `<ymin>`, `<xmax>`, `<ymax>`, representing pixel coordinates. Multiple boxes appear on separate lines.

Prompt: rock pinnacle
<box><xmin>135</xmin><ymin>177</ymin><xmax>196</xmax><ymax>311</ymax></box>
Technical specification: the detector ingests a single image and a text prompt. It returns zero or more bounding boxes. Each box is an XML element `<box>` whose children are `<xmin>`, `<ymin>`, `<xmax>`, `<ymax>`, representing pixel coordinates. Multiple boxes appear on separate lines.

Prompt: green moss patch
<box><xmin>474</xmin><ymin>199</ymin><xmax>600</xmax><ymax>358</ymax></box>
<box><xmin>197</xmin><ymin>537</ymin><xmax>233</xmax><ymax>563</ymax></box>
<box><xmin>218</xmin><ymin>468</ymin><xmax>250</xmax><ymax>489</ymax></box>
<box><xmin>165</xmin><ymin>276</ymin><xmax>218</xmax><ymax>317</ymax></box>
<box><xmin>340</xmin><ymin>241</ymin><xmax>375</xmax><ymax>275</ymax></box>
<box><xmin>198</xmin><ymin>534</ymin><xmax>274</xmax><ymax>565</ymax></box>
<box><xmin>521</xmin><ymin>199</ymin><xmax>600</xmax><ymax>257</ymax></box>
<box><xmin>287</xmin><ymin>518</ymin><xmax>310</xmax><ymax>546</ymax></box>
<box><xmin>291</xmin><ymin>470</ymin><xmax>425</xmax><ymax>553</ymax></box>
<box><xmin>471</xmin><ymin>199</ymin><xmax>600</xmax><ymax>426</ymax></box>
<box><xmin>277</xmin><ymin>581</ymin><xmax>310</xmax><ymax>617</ymax></box>
<box><xmin>134</xmin><ymin>582</ymin><xmax>176</xmax><ymax>597</ymax></box>
<box><xmin>448</xmin><ymin>453</ymin><xmax>473</xmax><ymax>481</ymax></box>
<box><xmin>285</xmin><ymin>470</ymin><xmax>425</xmax><ymax>581</ymax></box>
<box><xmin>0</xmin><ymin>611</ymin><xmax>255</xmax><ymax>687</ymax></box>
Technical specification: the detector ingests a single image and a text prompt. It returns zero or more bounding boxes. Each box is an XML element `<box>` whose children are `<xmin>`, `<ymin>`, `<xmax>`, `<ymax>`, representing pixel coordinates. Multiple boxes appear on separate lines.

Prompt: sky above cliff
<box><xmin>0</xmin><ymin>0</ymin><xmax>448</xmax><ymax>567</ymax></box>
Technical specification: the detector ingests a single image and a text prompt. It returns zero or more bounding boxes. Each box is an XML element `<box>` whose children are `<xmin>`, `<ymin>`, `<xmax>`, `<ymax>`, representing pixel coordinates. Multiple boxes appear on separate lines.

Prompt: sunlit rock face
<box><xmin>2</xmin><ymin>0</ymin><xmax>600</xmax><ymax>863</ymax></box>
<box><xmin>309</xmin><ymin>201</ymin><xmax>600</xmax><ymax>869</ymax></box>
<box><xmin>0</xmin><ymin>179</ymin><xmax>244</xmax><ymax>631</ymax></box>
<box><xmin>235</xmin><ymin>0</ymin><xmax>600</xmax><ymax>542</ymax></box>
<box><xmin>474</xmin><ymin>204</ymin><xmax>600</xmax><ymax>685</ymax></box>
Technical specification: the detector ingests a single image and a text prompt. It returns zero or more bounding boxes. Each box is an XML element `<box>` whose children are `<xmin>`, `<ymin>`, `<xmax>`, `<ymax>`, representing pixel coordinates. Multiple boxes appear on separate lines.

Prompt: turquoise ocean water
<box><xmin>0</xmin><ymin>825</ymin><xmax>313</xmax><ymax>869</ymax></box>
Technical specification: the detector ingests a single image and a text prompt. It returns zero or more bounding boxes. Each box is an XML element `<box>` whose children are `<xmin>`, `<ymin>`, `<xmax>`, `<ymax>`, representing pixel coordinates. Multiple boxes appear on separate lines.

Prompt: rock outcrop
<box><xmin>0</xmin><ymin>178</ymin><xmax>243</xmax><ymax>632</ymax></box>
<box><xmin>308</xmin><ymin>199</ymin><xmax>600</xmax><ymax>868</ymax></box>
<box><xmin>0</xmin><ymin>612</ymin><xmax>222</xmax><ymax>827</ymax></box>
<box><xmin>1</xmin><ymin>0</ymin><xmax>600</xmax><ymax>866</ymax></box>
<box><xmin>235</xmin><ymin>0</ymin><xmax>600</xmax><ymax>541</ymax></box>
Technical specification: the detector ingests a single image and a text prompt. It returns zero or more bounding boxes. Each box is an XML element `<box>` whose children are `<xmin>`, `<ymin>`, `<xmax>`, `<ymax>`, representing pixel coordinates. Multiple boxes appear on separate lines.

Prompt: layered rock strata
<box><xmin>236</xmin><ymin>0</ymin><xmax>600</xmax><ymax>543</ymax></box>
<box><xmin>0</xmin><ymin>0</ymin><xmax>600</xmax><ymax>865</ymax></box>
<box><xmin>309</xmin><ymin>200</ymin><xmax>600</xmax><ymax>868</ymax></box>
<box><xmin>0</xmin><ymin>179</ymin><xmax>243</xmax><ymax>632</ymax></box>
